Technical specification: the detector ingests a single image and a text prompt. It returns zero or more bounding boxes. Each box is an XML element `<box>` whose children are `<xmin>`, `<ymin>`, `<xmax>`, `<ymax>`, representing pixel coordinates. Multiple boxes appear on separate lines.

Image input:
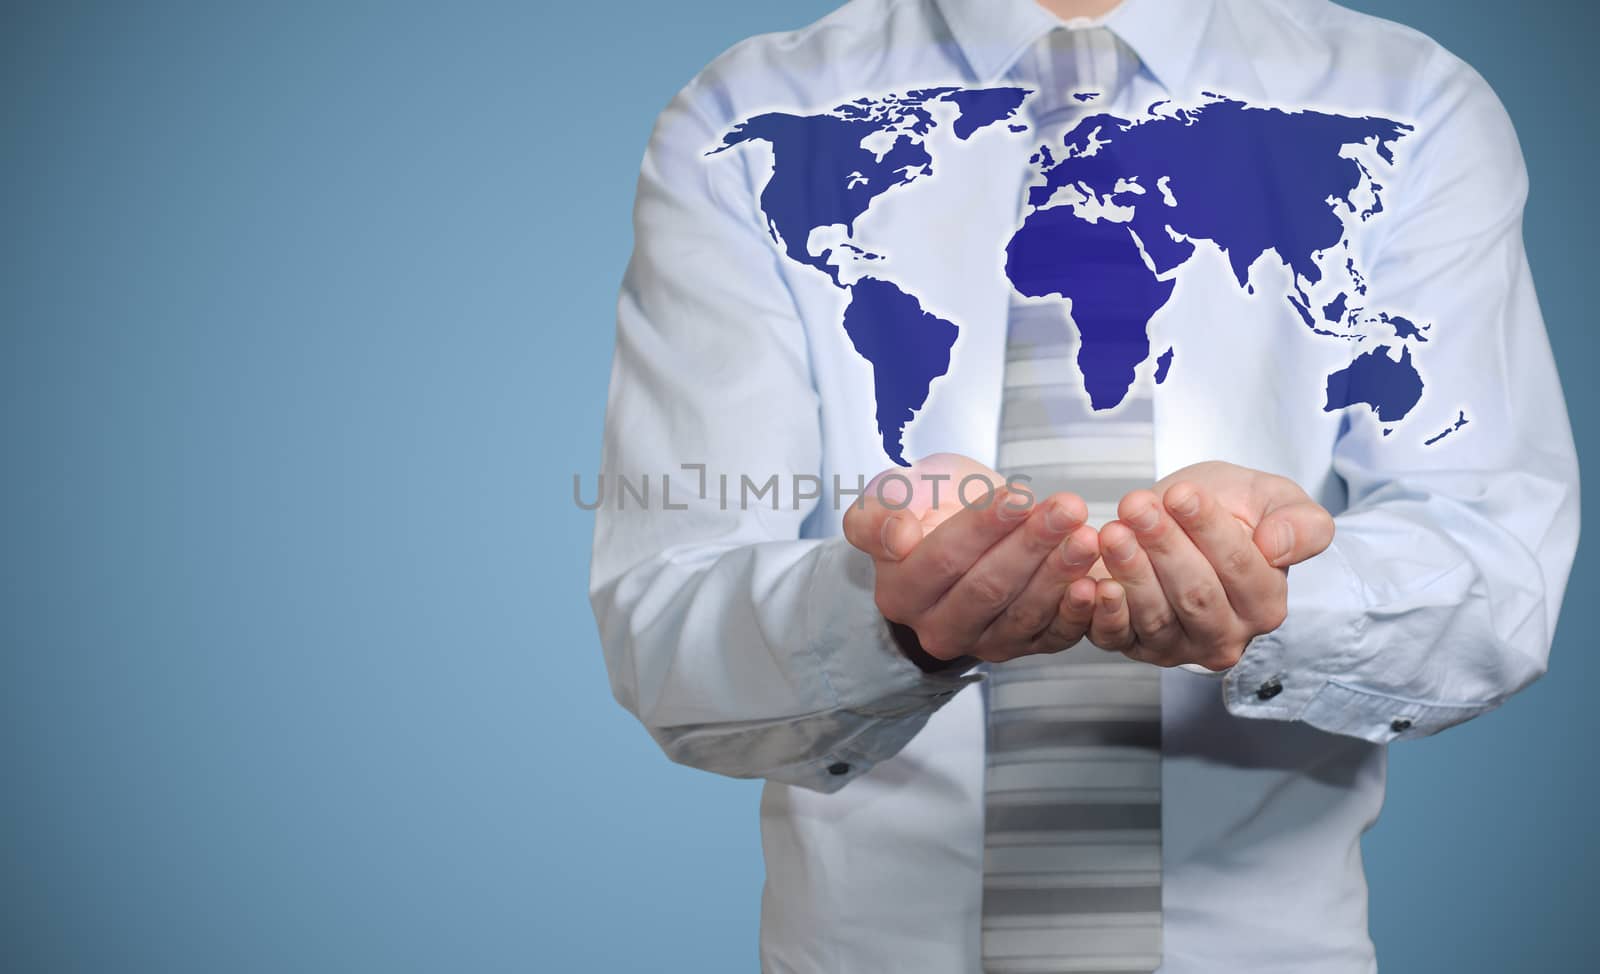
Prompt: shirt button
<box><xmin>1391</xmin><ymin>718</ymin><xmax>1413</xmax><ymax>732</ymax></box>
<box><xmin>827</xmin><ymin>761</ymin><xmax>851</xmax><ymax>776</ymax></box>
<box><xmin>1255</xmin><ymin>678</ymin><xmax>1284</xmax><ymax>701</ymax></box>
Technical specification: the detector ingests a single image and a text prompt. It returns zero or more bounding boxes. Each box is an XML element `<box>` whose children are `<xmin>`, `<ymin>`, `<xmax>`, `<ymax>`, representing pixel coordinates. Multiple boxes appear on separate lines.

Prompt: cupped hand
<box><xmin>842</xmin><ymin>453</ymin><xmax>1102</xmax><ymax>664</ymax></box>
<box><xmin>1086</xmin><ymin>462</ymin><xmax>1336</xmax><ymax>670</ymax></box>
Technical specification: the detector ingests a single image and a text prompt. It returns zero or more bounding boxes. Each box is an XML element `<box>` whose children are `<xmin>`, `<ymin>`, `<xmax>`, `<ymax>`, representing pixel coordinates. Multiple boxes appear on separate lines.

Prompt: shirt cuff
<box><xmin>1217</xmin><ymin>534</ymin><xmax>1471</xmax><ymax>743</ymax></box>
<box><xmin>793</xmin><ymin>536</ymin><xmax>985</xmax><ymax>790</ymax></box>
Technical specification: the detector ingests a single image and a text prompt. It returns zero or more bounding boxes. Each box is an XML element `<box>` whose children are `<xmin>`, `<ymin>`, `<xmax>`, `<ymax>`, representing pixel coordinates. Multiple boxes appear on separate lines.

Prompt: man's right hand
<box><xmin>842</xmin><ymin>453</ymin><xmax>1101</xmax><ymax>665</ymax></box>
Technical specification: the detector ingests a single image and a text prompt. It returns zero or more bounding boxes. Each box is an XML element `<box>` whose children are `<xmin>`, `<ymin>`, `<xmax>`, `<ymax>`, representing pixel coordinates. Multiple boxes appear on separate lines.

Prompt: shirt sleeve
<box><xmin>1221</xmin><ymin>51</ymin><xmax>1581</xmax><ymax>742</ymax></box>
<box><xmin>587</xmin><ymin>81</ymin><xmax>981</xmax><ymax>795</ymax></box>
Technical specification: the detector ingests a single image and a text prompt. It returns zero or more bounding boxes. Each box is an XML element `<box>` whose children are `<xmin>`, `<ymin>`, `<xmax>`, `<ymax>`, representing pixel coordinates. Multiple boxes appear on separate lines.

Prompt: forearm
<box><xmin>592</xmin><ymin>533</ymin><xmax>980</xmax><ymax>792</ymax></box>
<box><xmin>1223</xmin><ymin>463</ymin><xmax>1578</xmax><ymax>742</ymax></box>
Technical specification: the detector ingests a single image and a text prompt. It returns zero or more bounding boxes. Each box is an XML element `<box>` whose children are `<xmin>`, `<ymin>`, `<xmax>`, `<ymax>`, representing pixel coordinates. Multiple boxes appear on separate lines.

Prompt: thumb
<box><xmin>1252</xmin><ymin>501</ymin><xmax>1335</xmax><ymax>568</ymax></box>
<box><xmin>843</xmin><ymin>497</ymin><xmax>928</xmax><ymax>562</ymax></box>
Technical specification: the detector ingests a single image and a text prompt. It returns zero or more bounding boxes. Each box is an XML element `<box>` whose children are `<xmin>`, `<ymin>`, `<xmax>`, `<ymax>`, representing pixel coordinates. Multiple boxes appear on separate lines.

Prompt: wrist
<box><xmin>887</xmin><ymin>619</ymin><xmax>979</xmax><ymax>674</ymax></box>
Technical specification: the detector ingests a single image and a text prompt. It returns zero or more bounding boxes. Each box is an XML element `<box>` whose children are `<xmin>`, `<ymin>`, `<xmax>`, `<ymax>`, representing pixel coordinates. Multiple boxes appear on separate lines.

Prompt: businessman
<box><xmin>590</xmin><ymin>0</ymin><xmax>1580</xmax><ymax>970</ymax></box>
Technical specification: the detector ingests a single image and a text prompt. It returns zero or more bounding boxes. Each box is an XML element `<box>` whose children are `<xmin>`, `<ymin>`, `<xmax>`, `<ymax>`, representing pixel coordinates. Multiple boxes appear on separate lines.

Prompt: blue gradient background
<box><xmin>1</xmin><ymin>2</ymin><xmax>1591</xmax><ymax>971</ymax></box>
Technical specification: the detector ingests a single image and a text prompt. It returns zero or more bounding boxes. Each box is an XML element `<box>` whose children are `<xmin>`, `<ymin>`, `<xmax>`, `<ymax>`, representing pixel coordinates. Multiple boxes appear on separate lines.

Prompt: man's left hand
<box><xmin>1086</xmin><ymin>462</ymin><xmax>1336</xmax><ymax>671</ymax></box>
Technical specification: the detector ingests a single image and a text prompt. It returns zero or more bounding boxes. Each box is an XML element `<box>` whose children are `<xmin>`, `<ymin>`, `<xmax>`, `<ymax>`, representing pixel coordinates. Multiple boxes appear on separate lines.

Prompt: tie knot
<box><xmin>1015</xmin><ymin>26</ymin><xmax>1136</xmax><ymax>127</ymax></box>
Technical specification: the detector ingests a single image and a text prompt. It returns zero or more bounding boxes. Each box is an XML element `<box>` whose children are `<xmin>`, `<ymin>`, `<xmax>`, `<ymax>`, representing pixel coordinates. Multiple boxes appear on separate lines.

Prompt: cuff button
<box><xmin>1390</xmin><ymin>718</ymin><xmax>1413</xmax><ymax>733</ymax></box>
<box><xmin>1255</xmin><ymin>678</ymin><xmax>1284</xmax><ymax>701</ymax></box>
<box><xmin>827</xmin><ymin>761</ymin><xmax>852</xmax><ymax>776</ymax></box>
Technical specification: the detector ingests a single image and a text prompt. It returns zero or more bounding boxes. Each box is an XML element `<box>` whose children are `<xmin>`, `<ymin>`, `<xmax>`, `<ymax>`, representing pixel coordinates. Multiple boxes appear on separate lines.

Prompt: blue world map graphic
<box><xmin>709</xmin><ymin>86</ymin><xmax>1454</xmax><ymax>465</ymax></box>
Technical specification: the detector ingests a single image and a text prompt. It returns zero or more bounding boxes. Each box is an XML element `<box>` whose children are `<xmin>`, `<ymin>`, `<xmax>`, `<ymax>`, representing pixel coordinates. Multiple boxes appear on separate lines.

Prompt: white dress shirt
<box><xmin>589</xmin><ymin>0</ymin><xmax>1581</xmax><ymax>970</ymax></box>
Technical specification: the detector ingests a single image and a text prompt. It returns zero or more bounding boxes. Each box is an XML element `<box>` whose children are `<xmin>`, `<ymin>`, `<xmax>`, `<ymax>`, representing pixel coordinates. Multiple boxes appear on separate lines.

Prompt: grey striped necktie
<box><xmin>981</xmin><ymin>26</ymin><xmax>1163</xmax><ymax>974</ymax></box>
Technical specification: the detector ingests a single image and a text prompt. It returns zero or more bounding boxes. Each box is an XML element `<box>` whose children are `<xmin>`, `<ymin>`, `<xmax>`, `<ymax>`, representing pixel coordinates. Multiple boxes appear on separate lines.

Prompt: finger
<box><xmin>985</xmin><ymin>572</ymin><xmax>1100</xmax><ymax>665</ymax></box>
<box><xmin>987</xmin><ymin>575</ymin><xmax>1099</xmax><ymax>664</ymax></box>
<box><xmin>891</xmin><ymin>484</ymin><xmax>1037</xmax><ymax>617</ymax></box>
<box><xmin>1254</xmin><ymin>501</ymin><xmax>1336</xmax><ymax>568</ymax></box>
<box><xmin>1162</xmin><ymin>482</ymin><xmax>1284</xmax><ymax>626</ymax></box>
<box><xmin>1037</xmin><ymin>574</ymin><xmax>1100</xmax><ymax>653</ymax></box>
<box><xmin>1119</xmin><ymin>488</ymin><xmax>1234</xmax><ymax>643</ymax></box>
<box><xmin>1098</xmin><ymin>516</ymin><xmax>1188</xmax><ymax>652</ymax></box>
<box><xmin>842</xmin><ymin>494</ymin><xmax>924</xmax><ymax>562</ymax></box>
<box><xmin>927</xmin><ymin>493</ymin><xmax>1089</xmax><ymax>655</ymax></box>
<box><xmin>1086</xmin><ymin>577</ymin><xmax>1136</xmax><ymax>654</ymax></box>
<box><xmin>976</xmin><ymin>518</ymin><xmax>1098</xmax><ymax>652</ymax></box>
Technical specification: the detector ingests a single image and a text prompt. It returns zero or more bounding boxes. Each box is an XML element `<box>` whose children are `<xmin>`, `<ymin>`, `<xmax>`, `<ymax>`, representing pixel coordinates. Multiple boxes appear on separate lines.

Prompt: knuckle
<box><xmin>1222</xmin><ymin>546</ymin><xmax>1258</xmax><ymax>578</ymax></box>
<box><xmin>1001</xmin><ymin>597</ymin><xmax>1055</xmax><ymax>636</ymax></box>
<box><xmin>1137</xmin><ymin>517</ymin><xmax>1173</xmax><ymax>548</ymax></box>
<box><xmin>1118</xmin><ymin>489</ymin><xmax>1159</xmax><ymax>519</ymax></box>
<box><xmin>965</xmin><ymin>572</ymin><xmax>1010</xmax><ymax>610</ymax></box>
<box><xmin>1025</xmin><ymin>511</ymin><xmax>1060</xmax><ymax>543</ymax></box>
<box><xmin>926</xmin><ymin>545</ymin><xmax>964</xmax><ymax>579</ymax></box>
<box><xmin>1054</xmin><ymin>540</ymin><xmax>1094</xmax><ymax>576</ymax></box>
<box><xmin>1058</xmin><ymin>596</ymin><xmax>1092</xmax><ymax>626</ymax></box>
<box><xmin>1093</xmin><ymin>623</ymin><xmax>1135</xmax><ymax>652</ymax></box>
<box><xmin>1050</xmin><ymin>598</ymin><xmax>1088</xmax><ymax>630</ymax></box>
<box><xmin>1140</xmin><ymin>608</ymin><xmax>1180</xmax><ymax>641</ymax></box>
<box><xmin>1174</xmin><ymin>583</ymin><xmax>1219</xmax><ymax>618</ymax></box>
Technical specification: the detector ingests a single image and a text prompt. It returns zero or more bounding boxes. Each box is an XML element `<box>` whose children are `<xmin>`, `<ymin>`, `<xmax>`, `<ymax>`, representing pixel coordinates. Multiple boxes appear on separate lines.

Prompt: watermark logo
<box><xmin>573</xmin><ymin>463</ymin><xmax>1034</xmax><ymax>513</ymax></box>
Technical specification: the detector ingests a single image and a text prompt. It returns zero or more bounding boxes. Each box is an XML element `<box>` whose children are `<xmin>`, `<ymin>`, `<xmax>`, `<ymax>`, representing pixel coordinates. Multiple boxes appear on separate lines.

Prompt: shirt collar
<box><xmin>934</xmin><ymin>0</ymin><xmax>1213</xmax><ymax>94</ymax></box>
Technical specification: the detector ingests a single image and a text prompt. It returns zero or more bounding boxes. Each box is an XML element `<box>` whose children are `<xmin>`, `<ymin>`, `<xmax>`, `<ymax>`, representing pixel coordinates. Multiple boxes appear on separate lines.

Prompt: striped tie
<box><xmin>980</xmin><ymin>26</ymin><xmax>1163</xmax><ymax>974</ymax></box>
